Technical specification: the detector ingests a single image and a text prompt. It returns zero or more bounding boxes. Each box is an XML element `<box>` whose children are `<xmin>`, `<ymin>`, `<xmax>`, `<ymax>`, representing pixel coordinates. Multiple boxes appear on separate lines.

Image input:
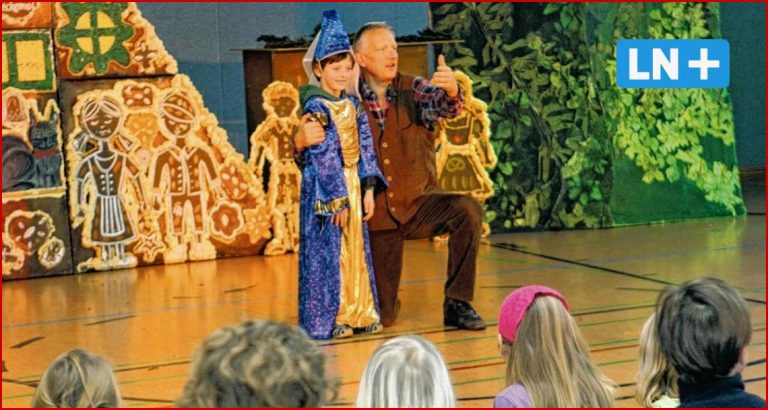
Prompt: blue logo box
<box><xmin>616</xmin><ymin>39</ymin><xmax>729</xmax><ymax>88</ymax></box>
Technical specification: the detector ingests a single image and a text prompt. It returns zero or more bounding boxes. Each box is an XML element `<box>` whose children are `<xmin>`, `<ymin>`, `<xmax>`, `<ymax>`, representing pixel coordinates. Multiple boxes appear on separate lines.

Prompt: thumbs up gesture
<box><xmin>430</xmin><ymin>54</ymin><xmax>459</xmax><ymax>98</ymax></box>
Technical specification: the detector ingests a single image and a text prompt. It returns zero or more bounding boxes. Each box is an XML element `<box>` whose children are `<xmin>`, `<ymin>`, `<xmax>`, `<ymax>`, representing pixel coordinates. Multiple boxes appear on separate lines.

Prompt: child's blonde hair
<box><xmin>355</xmin><ymin>335</ymin><xmax>456</xmax><ymax>408</ymax></box>
<box><xmin>502</xmin><ymin>296</ymin><xmax>615</xmax><ymax>407</ymax></box>
<box><xmin>635</xmin><ymin>313</ymin><xmax>678</xmax><ymax>407</ymax></box>
<box><xmin>32</xmin><ymin>349</ymin><xmax>121</xmax><ymax>408</ymax></box>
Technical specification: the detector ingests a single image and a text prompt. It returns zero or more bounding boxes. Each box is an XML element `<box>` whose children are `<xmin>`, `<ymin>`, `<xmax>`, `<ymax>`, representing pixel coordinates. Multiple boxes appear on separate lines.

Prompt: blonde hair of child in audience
<box><xmin>501</xmin><ymin>295</ymin><xmax>615</xmax><ymax>407</ymax></box>
<box><xmin>635</xmin><ymin>313</ymin><xmax>679</xmax><ymax>407</ymax></box>
<box><xmin>32</xmin><ymin>349</ymin><xmax>121</xmax><ymax>408</ymax></box>
<box><xmin>355</xmin><ymin>335</ymin><xmax>456</xmax><ymax>408</ymax></box>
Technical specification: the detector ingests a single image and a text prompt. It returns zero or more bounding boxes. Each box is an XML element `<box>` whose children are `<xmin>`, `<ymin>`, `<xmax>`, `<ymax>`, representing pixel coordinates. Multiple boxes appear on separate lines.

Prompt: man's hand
<box><xmin>330</xmin><ymin>208</ymin><xmax>349</xmax><ymax>228</ymax></box>
<box><xmin>294</xmin><ymin>114</ymin><xmax>326</xmax><ymax>152</ymax></box>
<box><xmin>363</xmin><ymin>189</ymin><xmax>375</xmax><ymax>222</ymax></box>
<box><xmin>430</xmin><ymin>54</ymin><xmax>459</xmax><ymax>98</ymax></box>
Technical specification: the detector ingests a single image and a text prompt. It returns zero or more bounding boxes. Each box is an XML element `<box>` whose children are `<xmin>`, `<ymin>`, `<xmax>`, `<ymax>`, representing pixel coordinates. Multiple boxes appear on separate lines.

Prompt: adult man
<box><xmin>296</xmin><ymin>22</ymin><xmax>485</xmax><ymax>330</ymax></box>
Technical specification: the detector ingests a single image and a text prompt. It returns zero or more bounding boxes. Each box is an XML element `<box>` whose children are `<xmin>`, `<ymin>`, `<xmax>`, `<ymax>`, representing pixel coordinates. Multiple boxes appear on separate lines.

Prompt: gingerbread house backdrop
<box><xmin>4</xmin><ymin>2</ymin><xmax>747</xmax><ymax>279</ymax></box>
<box><xmin>2</xmin><ymin>2</ymin><xmax>273</xmax><ymax>279</ymax></box>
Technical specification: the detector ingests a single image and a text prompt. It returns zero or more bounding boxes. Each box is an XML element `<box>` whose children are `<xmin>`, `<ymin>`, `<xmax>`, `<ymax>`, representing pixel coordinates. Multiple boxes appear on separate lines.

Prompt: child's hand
<box><xmin>363</xmin><ymin>189</ymin><xmax>375</xmax><ymax>222</ymax></box>
<box><xmin>330</xmin><ymin>208</ymin><xmax>349</xmax><ymax>228</ymax></box>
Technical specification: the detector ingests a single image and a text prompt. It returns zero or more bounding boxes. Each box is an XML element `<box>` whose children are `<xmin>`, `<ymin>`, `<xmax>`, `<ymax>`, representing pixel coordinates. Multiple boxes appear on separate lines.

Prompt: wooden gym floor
<box><xmin>3</xmin><ymin>179</ymin><xmax>765</xmax><ymax>407</ymax></box>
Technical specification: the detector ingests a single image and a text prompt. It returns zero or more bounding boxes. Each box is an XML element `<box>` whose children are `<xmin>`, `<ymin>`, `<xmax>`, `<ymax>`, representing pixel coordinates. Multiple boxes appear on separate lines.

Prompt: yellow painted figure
<box><xmin>435</xmin><ymin>71</ymin><xmax>497</xmax><ymax>200</ymax></box>
<box><xmin>435</xmin><ymin>71</ymin><xmax>497</xmax><ymax>237</ymax></box>
<box><xmin>248</xmin><ymin>82</ymin><xmax>301</xmax><ymax>255</ymax></box>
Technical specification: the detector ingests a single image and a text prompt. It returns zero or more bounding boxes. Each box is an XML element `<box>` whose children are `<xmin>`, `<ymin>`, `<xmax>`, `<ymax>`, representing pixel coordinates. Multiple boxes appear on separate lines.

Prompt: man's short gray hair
<box><xmin>353</xmin><ymin>22</ymin><xmax>395</xmax><ymax>51</ymax></box>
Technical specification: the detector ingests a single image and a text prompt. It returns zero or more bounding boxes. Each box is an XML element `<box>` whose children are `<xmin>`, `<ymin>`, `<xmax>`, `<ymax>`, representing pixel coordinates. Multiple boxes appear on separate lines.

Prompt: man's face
<box><xmin>357</xmin><ymin>28</ymin><xmax>398</xmax><ymax>83</ymax></box>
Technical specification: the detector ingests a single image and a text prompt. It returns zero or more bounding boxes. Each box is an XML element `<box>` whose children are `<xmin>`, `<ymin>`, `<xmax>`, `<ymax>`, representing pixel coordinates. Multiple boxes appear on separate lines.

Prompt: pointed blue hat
<box><xmin>314</xmin><ymin>10</ymin><xmax>351</xmax><ymax>61</ymax></box>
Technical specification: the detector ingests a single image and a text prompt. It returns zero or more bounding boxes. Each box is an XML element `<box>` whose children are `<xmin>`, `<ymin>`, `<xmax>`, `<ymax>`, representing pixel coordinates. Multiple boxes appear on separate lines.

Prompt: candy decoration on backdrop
<box><xmin>54</xmin><ymin>2</ymin><xmax>177</xmax><ymax>79</ymax></box>
<box><xmin>65</xmin><ymin>75</ymin><xmax>268</xmax><ymax>272</ymax></box>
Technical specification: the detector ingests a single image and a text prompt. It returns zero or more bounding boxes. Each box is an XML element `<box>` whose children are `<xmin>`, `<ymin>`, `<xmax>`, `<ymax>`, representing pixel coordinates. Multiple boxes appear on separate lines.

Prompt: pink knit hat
<box><xmin>498</xmin><ymin>285</ymin><xmax>569</xmax><ymax>343</ymax></box>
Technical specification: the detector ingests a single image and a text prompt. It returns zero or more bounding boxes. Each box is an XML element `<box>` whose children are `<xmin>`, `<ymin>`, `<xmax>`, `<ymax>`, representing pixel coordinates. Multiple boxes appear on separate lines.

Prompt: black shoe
<box><xmin>443</xmin><ymin>298</ymin><xmax>487</xmax><ymax>330</ymax></box>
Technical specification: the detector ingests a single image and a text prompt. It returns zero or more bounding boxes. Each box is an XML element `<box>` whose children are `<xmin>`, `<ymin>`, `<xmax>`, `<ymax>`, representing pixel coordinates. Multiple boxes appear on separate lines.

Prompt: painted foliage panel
<box><xmin>53</xmin><ymin>2</ymin><xmax>177</xmax><ymax>80</ymax></box>
<box><xmin>59</xmin><ymin>75</ymin><xmax>271</xmax><ymax>272</ymax></box>
<box><xmin>431</xmin><ymin>3</ymin><xmax>743</xmax><ymax>230</ymax></box>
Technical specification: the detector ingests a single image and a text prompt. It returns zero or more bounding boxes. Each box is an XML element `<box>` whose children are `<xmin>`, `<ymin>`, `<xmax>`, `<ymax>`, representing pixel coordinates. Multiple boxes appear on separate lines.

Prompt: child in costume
<box><xmin>297</xmin><ymin>10</ymin><xmax>387</xmax><ymax>339</ymax></box>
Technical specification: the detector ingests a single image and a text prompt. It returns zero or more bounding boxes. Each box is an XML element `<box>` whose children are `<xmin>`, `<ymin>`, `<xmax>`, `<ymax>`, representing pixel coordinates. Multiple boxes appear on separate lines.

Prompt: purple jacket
<box><xmin>494</xmin><ymin>383</ymin><xmax>533</xmax><ymax>408</ymax></box>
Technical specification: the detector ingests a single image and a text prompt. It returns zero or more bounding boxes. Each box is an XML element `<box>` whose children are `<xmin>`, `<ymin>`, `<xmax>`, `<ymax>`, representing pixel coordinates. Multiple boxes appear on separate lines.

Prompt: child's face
<box><xmin>315</xmin><ymin>56</ymin><xmax>353</xmax><ymax>97</ymax></box>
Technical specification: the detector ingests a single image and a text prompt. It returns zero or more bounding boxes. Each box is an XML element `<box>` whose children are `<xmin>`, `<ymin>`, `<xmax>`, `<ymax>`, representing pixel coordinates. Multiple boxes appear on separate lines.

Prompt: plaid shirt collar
<box><xmin>360</xmin><ymin>77</ymin><xmax>396</xmax><ymax>130</ymax></box>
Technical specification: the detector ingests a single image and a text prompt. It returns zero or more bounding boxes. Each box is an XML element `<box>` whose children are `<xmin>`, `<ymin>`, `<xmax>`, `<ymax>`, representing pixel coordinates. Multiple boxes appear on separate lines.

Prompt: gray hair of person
<box><xmin>32</xmin><ymin>349</ymin><xmax>121</xmax><ymax>408</ymax></box>
<box><xmin>353</xmin><ymin>22</ymin><xmax>395</xmax><ymax>52</ymax></box>
<box><xmin>176</xmin><ymin>320</ymin><xmax>336</xmax><ymax>408</ymax></box>
<box><xmin>355</xmin><ymin>335</ymin><xmax>456</xmax><ymax>408</ymax></box>
<box><xmin>656</xmin><ymin>277</ymin><xmax>751</xmax><ymax>384</ymax></box>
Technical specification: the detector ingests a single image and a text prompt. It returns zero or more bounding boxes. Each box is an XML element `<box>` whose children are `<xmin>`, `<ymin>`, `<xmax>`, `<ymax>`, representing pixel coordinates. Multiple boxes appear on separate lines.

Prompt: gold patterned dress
<box><xmin>329</xmin><ymin>99</ymin><xmax>379</xmax><ymax>328</ymax></box>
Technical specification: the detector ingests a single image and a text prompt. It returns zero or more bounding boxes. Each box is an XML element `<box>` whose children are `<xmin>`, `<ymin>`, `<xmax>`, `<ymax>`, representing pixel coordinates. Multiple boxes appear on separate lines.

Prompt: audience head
<box><xmin>635</xmin><ymin>313</ymin><xmax>678</xmax><ymax>407</ymax></box>
<box><xmin>176</xmin><ymin>320</ymin><xmax>334</xmax><ymax>408</ymax></box>
<box><xmin>32</xmin><ymin>349</ymin><xmax>120</xmax><ymax>408</ymax></box>
<box><xmin>497</xmin><ymin>285</ymin><xmax>615</xmax><ymax>407</ymax></box>
<box><xmin>355</xmin><ymin>335</ymin><xmax>456</xmax><ymax>408</ymax></box>
<box><xmin>656</xmin><ymin>277</ymin><xmax>751</xmax><ymax>384</ymax></box>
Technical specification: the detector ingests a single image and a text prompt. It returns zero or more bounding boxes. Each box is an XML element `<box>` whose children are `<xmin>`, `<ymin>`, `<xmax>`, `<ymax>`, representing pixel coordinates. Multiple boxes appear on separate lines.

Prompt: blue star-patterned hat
<box><xmin>314</xmin><ymin>10</ymin><xmax>351</xmax><ymax>61</ymax></box>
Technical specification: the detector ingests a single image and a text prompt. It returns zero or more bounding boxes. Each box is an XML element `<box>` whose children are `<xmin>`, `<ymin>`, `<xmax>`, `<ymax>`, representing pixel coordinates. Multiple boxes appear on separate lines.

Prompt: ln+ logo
<box><xmin>616</xmin><ymin>39</ymin><xmax>729</xmax><ymax>88</ymax></box>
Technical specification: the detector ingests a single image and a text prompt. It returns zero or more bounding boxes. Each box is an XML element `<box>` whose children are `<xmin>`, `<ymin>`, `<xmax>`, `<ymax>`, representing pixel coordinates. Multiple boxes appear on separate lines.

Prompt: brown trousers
<box><xmin>369</xmin><ymin>193</ymin><xmax>482</xmax><ymax>326</ymax></box>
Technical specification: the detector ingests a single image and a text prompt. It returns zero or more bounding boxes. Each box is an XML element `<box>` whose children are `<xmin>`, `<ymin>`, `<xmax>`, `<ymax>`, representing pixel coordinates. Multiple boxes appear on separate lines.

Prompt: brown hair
<box><xmin>501</xmin><ymin>296</ymin><xmax>615</xmax><ymax>407</ymax></box>
<box><xmin>635</xmin><ymin>313</ymin><xmax>678</xmax><ymax>407</ymax></box>
<box><xmin>656</xmin><ymin>277</ymin><xmax>751</xmax><ymax>384</ymax></box>
<box><xmin>176</xmin><ymin>320</ymin><xmax>336</xmax><ymax>408</ymax></box>
<box><xmin>318</xmin><ymin>51</ymin><xmax>354</xmax><ymax>69</ymax></box>
<box><xmin>312</xmin><ymin>52</ymin><xmax>354</xmax><ymax>80</ymax></box>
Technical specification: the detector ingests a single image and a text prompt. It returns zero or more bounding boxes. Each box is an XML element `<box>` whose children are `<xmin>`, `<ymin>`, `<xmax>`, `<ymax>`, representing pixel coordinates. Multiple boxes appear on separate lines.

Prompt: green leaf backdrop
<box><xmin>431</xmin><ymin>2</ymin><xmax>745</xmax><ymax>231</ymax></box>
